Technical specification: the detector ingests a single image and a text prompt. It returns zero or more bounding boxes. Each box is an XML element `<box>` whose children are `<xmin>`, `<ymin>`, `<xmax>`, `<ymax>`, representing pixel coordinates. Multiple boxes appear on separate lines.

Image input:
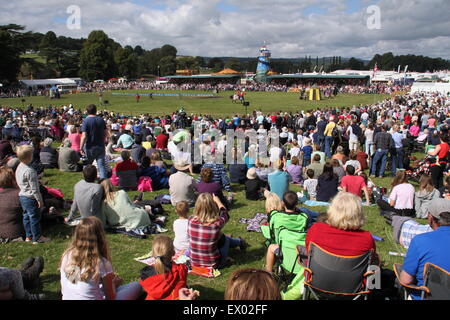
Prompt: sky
<box><xmin>1</xmin><ymin>0</ymin><xmax>449</xmax><ymax>60</ymax></box>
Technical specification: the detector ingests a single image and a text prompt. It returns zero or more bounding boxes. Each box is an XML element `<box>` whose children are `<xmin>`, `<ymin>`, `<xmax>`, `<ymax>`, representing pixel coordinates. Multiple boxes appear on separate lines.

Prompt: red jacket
<box><xmin>156</xmin><ymin>133</ymin><xmax>168</xmax><ymax>150</ymax></box>
<box><xmin>140</xmin><ymin>263</ymin><xmax>188</xmax><ymax>300</ymax></box>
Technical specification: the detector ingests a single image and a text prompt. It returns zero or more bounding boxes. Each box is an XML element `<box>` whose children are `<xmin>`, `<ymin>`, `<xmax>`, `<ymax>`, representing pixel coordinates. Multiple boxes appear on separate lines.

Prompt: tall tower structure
<box><xmin>255</xmin><ymin>44</ymin><xmax>271</xmax><ymax>83</ymax></box>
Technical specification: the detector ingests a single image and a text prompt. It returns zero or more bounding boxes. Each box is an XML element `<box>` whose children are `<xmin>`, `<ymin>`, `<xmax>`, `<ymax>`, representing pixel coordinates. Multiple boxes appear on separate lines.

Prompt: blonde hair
<box><xmin>16</xmin><ymin>144</ymin><xmax>34</xmax><ymax>163</ymax></box>
<box><xmin>101</xmin><ymin>179</ymin><xmax>117</xmax><ymax>205</ymax></box>
<box><xmin>60</xmin><ymin>217</ymin><xmax>110</xmax><ymax>283</ymax></box>
<box><xmin>225</xmin><ymin>268</ymin><xmax>281</xmax><ymax>300</ymax></box>
<box><xmin>151</xmin><ymin>235</ymin><xmax>175</xmax><ymax>275</ymax></box>
<box><xmin>272</xmin><ymin>160</ymin><xmax>284</xmax><ymax>171</ymax></box>
<box><xmin>326</xmin><ymin>192</ymin><xmax>365</xmax><ymax>230</ymax></box>
<box><xmin>193</xmin><ymin>193</ymin><xmax>220</xmax><ymax>225</ymax></box>
<box><xmin>265</xmin><ymin>193</ymin><xmax>283</xmax><ymax>214</ymax></box>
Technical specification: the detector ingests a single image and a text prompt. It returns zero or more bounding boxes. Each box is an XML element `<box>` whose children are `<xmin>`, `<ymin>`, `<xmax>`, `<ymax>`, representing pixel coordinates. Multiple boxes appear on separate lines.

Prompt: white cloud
<box><xmin>0</xmin><ymin>0</ymin><xmax>448</xmax><ymax>60</ymax></box>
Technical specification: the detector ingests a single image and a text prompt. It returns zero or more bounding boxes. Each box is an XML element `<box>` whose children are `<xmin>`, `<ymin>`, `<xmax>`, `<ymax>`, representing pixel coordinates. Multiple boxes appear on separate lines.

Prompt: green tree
<box><xmin>160</xmin><ymin>44</ymin><xmax>177</xmax><ymax>58</ymax></box>
<box><xmin>0</xmin><ymin>30</ymin><xmax>22</xmax><ymax>83</ymax></box>
<box><xmin>224</xmin><ymin>57</ymin><xmax>241</xmax><ymax>71</ymax></box>
<box><xmin>115</xmin><ymin>47</ymin><xmax>138</xmax><ymax>78</ymax></box>
<box><xmin>79</xmin><ymin>30</ymin><xmax>116</xmax><ymax>81</ymax></box>
<box><xmin>159</xmin><ymin>56</ymin><xmax>176</xmax><ymax>76</ymax></box>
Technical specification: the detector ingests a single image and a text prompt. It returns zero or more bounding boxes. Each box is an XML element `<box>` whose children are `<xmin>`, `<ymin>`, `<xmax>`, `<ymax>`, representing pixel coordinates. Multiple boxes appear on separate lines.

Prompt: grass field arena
<box><xmin>0</xmin><ymin>90</ymin><xmax>418</xmax><ymax>300</ymax></box>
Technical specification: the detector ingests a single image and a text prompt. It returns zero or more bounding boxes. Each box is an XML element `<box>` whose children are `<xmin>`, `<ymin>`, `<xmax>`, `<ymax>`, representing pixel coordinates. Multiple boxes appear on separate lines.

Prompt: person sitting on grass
<box><xmin>340</xmin><ymin>165</ymin><xmax>370</xmax><ymax>205</ymax></box>
<box><xmin>138</xmin><ymin>156</ymin><xmax>170</xmax><ymax>190</ymax></box>
<box><xmin>245</xmin><ymin>167</ymin><xmax>266</xmax><ymax>201</ymax></box>
<box><xmin>376</xmin><ymin>170</ymin><xmax>415</xmax><ymax>217</ymax></box>
<box><xmin>344</xmin><ymin>151</ymin><xmax>362</xmax><ymax>175</ymax></box>
<box><xmin>140</xmin><ymin>235</ymin><xmax>188</xmax><ymax>300</ymax></box>
<box><xmin>66</xmin><ymin>165</ymin><xmax>105</xmax><ymax>226</ymax></box>
<box><xmin>302</xmin><ymin>169</ymin><xmax>318</xmax><ymax>201</ymax></box>
<box><xmin>173</xmin><ymin>201</ymin><xmax>190</xmax><ymax>252</ymax></box>
<box><xmin>195</xmin><ymin>167</ymin><xmax>229</xmax><ymax>209</ymax></box>
<box><xmin>287</xmin><ymin>156</ymin><xmax>303</xmax><ymax>185</ymax></box>
<box><xmin>114</xmin><ymin>150</ymin><xmax>139</xmax><ymax>191</ymax></box>
<box><xmin>60</xmin><ymin>216</ymin><xmax>143</xmax><ymax>300</ymax></box>
<box><xmin>0</xmin><ymin>166</ymin><xmax>24</xmax><ymax>242</ymax></box>
<box><xmin>316</xmin><ymin>162</ymin><xmax>339</xmax><ymax>203</ymax></box>
<box><xmin>268</xmin><ymin>160</ymin><xmax>289</xmax><ymax>200</ymax></box>
<box><xmin>414</xmin><ymin>174</ymin><xmax>440</xmax><ymax>219</ymax></box>
<box><xmin>116</xmin><ymin>129</ymin><xmax>134</xmax><ymax>150</ymax></box>
<box><xmin>100</xmin><ymin>179</ymin><xmax>152</xmax><ymax>232</ymax></box>
<box><xmin>188</xmin><ymin>193</ymin><xmax>247</xmax><ymax>269</ymax></box>
<box><xmin>58</xmin><ymin>138</ymin><xmax>82</xmax><ymax>172</ymax></box>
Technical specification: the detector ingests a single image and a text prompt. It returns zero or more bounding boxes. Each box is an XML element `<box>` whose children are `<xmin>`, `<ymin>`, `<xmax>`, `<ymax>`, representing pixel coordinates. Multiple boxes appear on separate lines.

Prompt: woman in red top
<box><xmin>428</xmin><ymin>133</ymin><xmax>450</xmax><ymax>189</ymax></box>
<box><xmin>306</xmin><ymin>192</ymin><xmax>378</xmax><ymax>259</ymax></box>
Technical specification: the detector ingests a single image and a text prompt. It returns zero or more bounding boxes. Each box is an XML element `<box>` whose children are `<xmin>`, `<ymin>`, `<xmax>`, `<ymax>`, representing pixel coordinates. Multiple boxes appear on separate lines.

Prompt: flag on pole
<box><xmin>372</xmin><ymin>63</ymin><xmax>379</xmax><ymax>78</ymax></box>
<box><xmin>404</xmin><ymin>65</ymin><xmax>408</xmax><ymax>73</ymax></box>
<box><xmin>398</xmin><ymin>65</ymin><xmax>401</xmax><ymax>73</ymax></box>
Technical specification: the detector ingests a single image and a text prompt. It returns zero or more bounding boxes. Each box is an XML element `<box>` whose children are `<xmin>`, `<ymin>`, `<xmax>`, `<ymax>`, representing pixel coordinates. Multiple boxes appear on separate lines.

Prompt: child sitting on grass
<box><xmin>302</xmin><ymin>169</ymin><xmax>318</xmax><ymax>201</ymax></box>
<box><xmin>15</xmin><ymin>145</ymin><xmax>50</xmax><ymax>244</ymax></box>
<box><xmin>140</xmin><ymin>235</ymin><xmax>188</xmax><ymax>300</ymax></box>
<box><xmin>173</xmin><ymin>201</ymin><xmax>190</xmax><ymax>253</ymax></box>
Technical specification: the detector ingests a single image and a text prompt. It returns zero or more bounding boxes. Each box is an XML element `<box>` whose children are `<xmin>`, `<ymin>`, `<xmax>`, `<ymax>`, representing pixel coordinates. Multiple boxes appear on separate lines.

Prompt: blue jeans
<box><xmin>324</xmin><ymin>136</ymin><xmax>333</xmax><ymax>159</ymax></box>
<box><xmin>370</xmin><ymin>149</ymin><xmax>388</xmax><ymax>177</ymax></box>
<box><xmin>85</xmin><ymin>145</ymin><xmax>108</xmax><ymax>179</ymax></box>
<box><xmin>390</xmin><ymin>148</ymin><xmax>404</xmax><ymax>176</ymax></box>
<box><xmin>317</xmin><ymin>135</ymin><xmax>325</xmax><ymax>152</ymax></box>
<box><xmin>365</xmin><ymin>141</ymin><xmax>375</xmax><ymax>157</ymax></box>
<box><xmin>218</xmin><ymin>236</ymin><xmax>241</xmax><ymax>267</ymax></box>
<box><xmin>19</xmin><ymin>196</ymin><xmax>41</xmax><ymax>242</ymax></box>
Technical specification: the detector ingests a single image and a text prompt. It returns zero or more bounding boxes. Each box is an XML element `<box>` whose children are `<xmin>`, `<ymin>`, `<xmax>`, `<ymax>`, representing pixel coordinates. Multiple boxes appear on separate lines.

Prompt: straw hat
<box><xmin>174</xmin><ymin>160</ymin><xmax>191</xmax><ymax>171</ymax></box>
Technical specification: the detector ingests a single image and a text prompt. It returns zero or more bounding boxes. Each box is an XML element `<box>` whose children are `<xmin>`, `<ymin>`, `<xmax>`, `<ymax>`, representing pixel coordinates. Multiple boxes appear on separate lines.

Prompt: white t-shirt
<box><xmin>60</xmin><ymin>253</ymin><xmax>113</xmax><ymax>300</ymax></box>
<box><xmin>269</xmin><ymin>147</ymin><xmax>282</xmax><ymax>162</ymax></box>
<box><xmin>173</xmin><ymin>218</ymin><xmax>189</xmax><ymax>251</ymax></box>
<box><xmin>289</xmin><ymin>147</ymin><xmax>301</xmax><ymax>158</ymax></box>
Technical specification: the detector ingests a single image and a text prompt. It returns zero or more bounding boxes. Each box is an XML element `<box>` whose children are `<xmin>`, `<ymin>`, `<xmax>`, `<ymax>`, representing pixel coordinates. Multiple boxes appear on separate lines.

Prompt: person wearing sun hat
<box><xmin>399</xmin><ymin>196</ymin><xmax>450</xmax><ymax>299</ymax></box>
<box><xmin>245</xmin><ymin>167</ymin><xmax>266</xmax><ymax>201</ymax></box>
<box><xmin>169</xmin><ymin>160</ymin><xmax>197</xmax><ymax>206</ymax></box>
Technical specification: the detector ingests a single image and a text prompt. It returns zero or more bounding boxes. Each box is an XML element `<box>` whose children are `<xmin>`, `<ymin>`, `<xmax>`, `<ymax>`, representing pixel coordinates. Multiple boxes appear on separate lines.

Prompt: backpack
<box><xmin>137</xmin><ymin>176</ymin><xmax>153</xmax><ymax>192</ymax></box>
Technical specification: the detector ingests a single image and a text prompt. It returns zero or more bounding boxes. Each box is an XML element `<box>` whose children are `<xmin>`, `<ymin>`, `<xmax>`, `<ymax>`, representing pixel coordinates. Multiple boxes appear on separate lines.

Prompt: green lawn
<box><xmin>0</xmin><ymin>91</ymin><xmax>411</xmax><ymax>300</ymax></box>
<box><xmin>1</xmin><ymin>90</ymin><xmax>389</xmax><ymax>117</ymax></box>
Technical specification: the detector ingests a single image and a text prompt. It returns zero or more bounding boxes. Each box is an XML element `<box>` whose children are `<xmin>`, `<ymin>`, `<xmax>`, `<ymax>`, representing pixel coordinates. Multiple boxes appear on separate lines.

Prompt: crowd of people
<box><xmin>1</xmin><ymin>79</ymin><xmax>411</xmax><ymax>98</ymax></box>
<box><xmin>0</xmin><ymin>86</ymin><xmax>449</xmax><ymax>300</ymax></box>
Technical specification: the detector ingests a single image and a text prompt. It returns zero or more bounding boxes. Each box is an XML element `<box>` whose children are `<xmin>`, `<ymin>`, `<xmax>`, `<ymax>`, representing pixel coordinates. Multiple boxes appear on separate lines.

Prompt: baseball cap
<box><xmin>427</xmin><ymin>198</ymin><xmax>450</xmax><ymax>219</ymax></box>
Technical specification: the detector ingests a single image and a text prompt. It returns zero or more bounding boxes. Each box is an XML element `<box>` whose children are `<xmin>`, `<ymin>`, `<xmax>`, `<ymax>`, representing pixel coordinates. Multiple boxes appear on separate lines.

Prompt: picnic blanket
<box><xmin>304</xmin><ymin>200</ymin><xmax>377</xmax><ymax>207</ymax></box>
<box><xmin>135</xmin><ymin>250</ymin><xmax>221</xmax><ymax>278</ymax></box>
<box><xmin>238</xmin><ymin>213</ymin><xmax>268</xmax><ymax>232</ymax></box>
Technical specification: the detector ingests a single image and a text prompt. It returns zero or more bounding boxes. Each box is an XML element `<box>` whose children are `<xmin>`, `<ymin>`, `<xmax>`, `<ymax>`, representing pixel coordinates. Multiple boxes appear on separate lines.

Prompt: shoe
<box><xmin>370</xmin><ymin>175</ymin><xmax>376</xmax><ymax>178</ymax></box>
<box><xmin>28</xmin><ymin>293</ymin><xmax>45</xmax><ymax>300</ymax></box>
<box><xmin>21</xmin><ymin>257</ymin><xmax>35</xmax><ymax>270</ymax></box>
<box><xmin>32</xmin><ymin>236</ymin><xmax>51</xmax><ymax>244</ymax></box>
<box><xmin>34</xmin><ymin>256</ymin><xmax>45</xmax><ymax>274</ymax></box>
<box><xmin>25</xmin><ymin>237</ymin><xmax>32</xmax><ymax>242</ymax></box>
<box><xmin>134</xmin><ymin>192</ymin><xmax>144</xmax><ymax>202</ymax></box>
<box><xmin>238</xmin><ymin>237</ymin><xmax>248</xmax><ymax>252</ymax></box>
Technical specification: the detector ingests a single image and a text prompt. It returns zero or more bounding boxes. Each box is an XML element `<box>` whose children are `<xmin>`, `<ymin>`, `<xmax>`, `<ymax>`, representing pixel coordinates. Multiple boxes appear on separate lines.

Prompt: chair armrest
<box><xmin>393</xmin><ymin>263</ymin><xmax>430</xmax><ymax>293</ymax></box>
<box><xmin>297</xmin><ymin>245</ymin><xmax>309</xmax><ymax>267</ymax></box>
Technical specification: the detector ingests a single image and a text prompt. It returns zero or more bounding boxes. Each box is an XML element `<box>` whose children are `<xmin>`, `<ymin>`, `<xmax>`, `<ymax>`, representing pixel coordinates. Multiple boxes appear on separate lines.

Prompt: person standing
<box><xmin>15</xmin><ymin>145</ymin><xmax>50</xmax><ymax>244</ymax></box>
<box><xmin>80</xmin><ymin>104</ymin><xmax>109</xmax><ymax>180</ymax></box>
<box><xmin>323</xmin><ymin>119</ymin><xmax>336</xmax><ymax>159</ymax></box>
<box><xmin>370</xmin><ymin>125</ymin><xmax>394</xmax><ymax>178</ymax></box>
<box><xmin>390</xmin><ymin>125</ymin><xmax>404</xmax><ymax>177</ymax></box>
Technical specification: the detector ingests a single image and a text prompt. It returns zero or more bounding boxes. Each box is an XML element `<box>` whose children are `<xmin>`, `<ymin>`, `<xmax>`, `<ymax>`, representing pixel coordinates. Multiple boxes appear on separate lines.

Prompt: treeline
<box><xmin>1</xmin><ymin>25</ymin><xmax>449</xmax><ymax>84</ymax></box>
